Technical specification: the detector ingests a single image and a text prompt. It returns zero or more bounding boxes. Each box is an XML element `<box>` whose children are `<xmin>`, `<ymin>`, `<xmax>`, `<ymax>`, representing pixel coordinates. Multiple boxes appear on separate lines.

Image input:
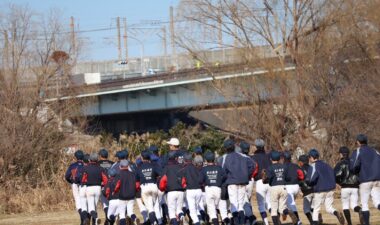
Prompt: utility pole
<box><xmin>123</xmin><ymin>17</ymin><xmax>128</xmax><ymax>60</ymax></box>
<box><xmin>116</xmin><ymin>17</ymin><xmax>122</xmax><ymax>61</ymax></box>
<box><xmin>162</xmin><ymin>26</ymin><xmax>168</xmax><ymax>69</ymax></box>
<box><xmin>70</xmin><ymin>16</ymin><xmax>75</xmax><ymax>55</ymax></box>
<box><xmin>170</xmin><ymin>6</ymin><xmax>176</xmax><ymax>59</ymax></box>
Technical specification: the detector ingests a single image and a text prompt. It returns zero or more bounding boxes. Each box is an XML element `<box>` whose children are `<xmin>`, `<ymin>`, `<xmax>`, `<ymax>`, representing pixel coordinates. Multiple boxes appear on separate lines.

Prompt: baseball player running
<box><xmin>98</xmin><ymin>148</ymin><xmax>114</xmax><ymax>225</ymax></box>
<box><xmin>306</xmin><ymin>149</ymin><xmax>345</xmax><ymax>225</ymax></box>
<box><xmin>350</xmin><ymin>134</ymin><xmax>380</xmax><ymax>225</ymax></box>
<box><xmin>159</xmin><ymin>151</ymin><xmax>185</xmax><ymax>225</ymax></box>
<box><xmin>283</xmin><ymin>151</ymin><xmax>303</xmax><ymax>225</ymax></box>
<box><xmin>180</xmin><ymin>153</ymin><xmax>204</xmax><ymax>225</ymax></box>
<box><xmin>334</xmin><ymin>146</ymin><xmax>363</xmax><ymax>225</ymax></box>
<box><xmin>65</xmin><ymin>150</ymin><xmax>85</xmax><ymax>225</ymax></box>
<box><xmin>136</xmin><ymin>150</ymin><xmax>163</xmax><ymax>225</ymax></box>
<box><xmin>81</xmin><ymin>153</ymin><xmax>108</xmax><ymax>225</ymax></box>
<box><xmin>103</xmin><ymin>168</ymin><xmax>120</xmax><ymax>225</ymax></box>
<box><xmin>113</xmin><ymin>160</ymin><xmax>139</xmax><ymax>225</ymax></box>
<box><xmin>298</xmin><ymin>154</ymin><xmax>320</xmax><ymax>224</ymax></box>
<box><xmin>263</xmin><ymin>150</ymin><xmax>297</xmax><ymax>225</ymax></box>
<box><xmin>221</xmin><ymin>139</ymin><xmax>254</xmax><ymax>225</ymax></box>
<box><xmin>200</xmin><ymin>151</ymin><xmax>226</xmax><ymax>225</ymax></box>
<box><xmin>251</xmin><ymin>139</ymin><xmax>271</xmax><ymax>225</ymax></box>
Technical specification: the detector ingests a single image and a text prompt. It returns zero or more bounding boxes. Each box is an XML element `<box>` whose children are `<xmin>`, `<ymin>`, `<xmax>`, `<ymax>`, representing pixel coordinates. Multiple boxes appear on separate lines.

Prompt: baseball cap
<box><xmin>148</xmin><ymin>145</ymin><xmax>159</xmax><ymax>153</ymax></box>
<box><xmin>283</xmin><ymin>151</ymin><xmax>292</xmax><ymax>160</ymax></box>
<box><xmin>167</xmin><ymin>138</ymin><xmax>180</xmax><ymax>146</ymax></box>
<box><xmin>356</xmin><ymin>134</ymin><xmax>368</xmax><ymax>144</ymax></box>
<box><xmin>270</xmin><ymin>150</ymin><xmax>281</xmax><ymax>161</ymax></box>
<box><xmin>115</xmin><ymin>151</ymin><xmax>126</xmax><ymax>159</ymax></box>
<box><xmin>74</xmin><ymin>150</ymin><xmax>84</xmax><ymax>160</ymax></box>
<box><xmin>298</xmin><ymin>154</ymin><xmax>309</xmax><ymax>164</ymax></box>
<box><xmin>98</xmin><ymin>148</ymin><xmax>108</xmax><ymax>158</ymax></box>
<box><xmin>141</xmin><ymin>150</ymin><xmax>151</xmax><ymax>159</ymax></box>
<box><xmin>194</xmin><ymin>146</ymin><xmax>203</xmax><ymax>154</ymax></box>
<box><xmin>254</xmin><ymin>139</ymin><xmax>265</xmax><ymax>147</ymax></box>
<box><xmin>83</xmin><ymin>153</ymin><xmax>90</xmax><ymax>163</ymax></box>
<box><xmin>204</xmin><ymin>151</ymin><xmax>215</xmax><ymax>162</ymax></box>
<box><xmin>339</xmin><ymin>146</ymin><xmax>350</xmax><ymax>154</ymax></box>
<box><xmin>89</xmin><ymin>153</ymin><xmax>98</xmax><ymax>162</ymax></box>
<box><xmin>183</xmin><ymin>152</ymin><xmax>193</xmax><ymax>162</ymax></box>
<box><xmin>120</xmin><ymin>159</ymin><xmax>129</xmax><ymax>167</ymax></box>
<box><xmin>308</xmin><ymin>149</ymin><xmax>320</xmax><ymax>158</ymax></box>
<box><xmin>223</xmin><ymin>139</ymin><xmax>235</xmax><ymax>150</ymax></box>
<box><xmin>240</xmin><ymin>141</ymin><xmax>250</xmax><ymax>154</ymax></box>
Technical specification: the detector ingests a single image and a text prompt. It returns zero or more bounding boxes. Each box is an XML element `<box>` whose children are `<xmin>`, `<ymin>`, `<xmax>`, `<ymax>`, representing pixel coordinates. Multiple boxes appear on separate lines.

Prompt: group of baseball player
<box><xmin>65</xmin><ymin>134</ymin><xmax>380</xmax><ymax>225</ymax></box>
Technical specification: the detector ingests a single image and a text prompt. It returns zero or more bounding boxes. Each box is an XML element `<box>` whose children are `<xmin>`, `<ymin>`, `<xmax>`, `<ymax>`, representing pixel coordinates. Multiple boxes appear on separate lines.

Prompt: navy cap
<box><xmin>194</xmin><ymin>146</ymin><xmax>203</xmax><ymax>154</ymax></box>
<box><xmin>240</xmin><ymin>141</ymin><xmax>250</xmax><ymax>154</ymax></box>
<box><xmin>98</xmin><ymin>148</ymin><xmax>108</xmax><ymax>158</ymax></box>
<box><xmin>339</xmin><ymin>146</ymin><xmax>350</xmax><ymax>154</ymax></box>
<box><xmin>298</xmin><ymin>154</ymin><xmax>308</xmax><ymax>164</ymax></box>
<box><xmin>223</xmin><ymin>139</ymin><xmax>235</xmax><ymax>150</ymax></box>
<box><xmin>122</xmin><ymin>148</ymin><xmax>129</xmax><ymax>158</ymax></box>
<box><xmin>83</xmin><ymin>153</ymin><xmax>90</xmax><ymax>163</ymax></box>
<box><xmin>184</xmin><ymin>152</ymin><xmax>193</xmax><ymax>161</ymax></box>
<box><xmin>283</xmin><ymin>151</ymin><xmax>292</xmax><ymax>160</ymax></box>
<box><xmin>356</xmin><ymin>134</ymin><xmax>368</xmax><ymax>144</ymax></box>
<box><xmin>204</xmin><ymin>151</ymin><xmax>215</xmax><ymax>162</ymax></box>
<box><xmin>270</xmin><ymin>150</ymin><xmax>281</xmax><ymax>161</ymax></box>
<box><xmin>141</xmin><ymin>150</ymin><xmax>151</xmax><ymax>159</ymax></box>
<box><xmin>74</xmin><ymin>150</ymin><xmax>84</xmax><ymax>160</ymax></box>
<box><xmin>108</xmin><ymin>168</ymin><xmax>117</xmax><ymax>177</ymax></box>
<box><xmin>308</xmin><ymin>149</ymin><xmax>320</xmax><ymax>158</ymax></box>
<box><xmin>148</xmin><ymin>145</ymin><xmax>159</xmax><ymax>153</ymax></box>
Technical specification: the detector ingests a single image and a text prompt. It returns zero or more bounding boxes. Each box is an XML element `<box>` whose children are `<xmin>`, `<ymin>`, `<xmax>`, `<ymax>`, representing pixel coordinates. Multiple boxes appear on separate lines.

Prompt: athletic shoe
<box><xmin>83</xmin><ymin>217</ymin><xmax>90</xmax><ymax>225</ymax></box>
<box><xmin>281</xmin><ymin>214</ymin><xmax>287</xmax><ymax>221</ymax></box>
<box><xmin>336</xmin><ymin>212</ymin><xmax>345</xmax><ymax>225</ymax></box>
<box><xmin>95</xmin><ymin>218</ymin><xmax>101</xmax><ymax>225</ymax></box>
<box><xmin>318</xmin><ymin>213</ymin><xmax>323</xmax><ymax>224</ymax></box>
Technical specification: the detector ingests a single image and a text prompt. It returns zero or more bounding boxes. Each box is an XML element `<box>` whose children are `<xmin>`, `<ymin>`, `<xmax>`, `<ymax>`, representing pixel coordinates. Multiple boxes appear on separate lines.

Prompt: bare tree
<box><xmin>0</xmin><ymin>5</ymin><xmax>88</xmax><ymax>212</ymax></box>
<box><xmin>175</xmin><ymin>0</ymin><xmax>380</xmax><ymax>158</ymax></box>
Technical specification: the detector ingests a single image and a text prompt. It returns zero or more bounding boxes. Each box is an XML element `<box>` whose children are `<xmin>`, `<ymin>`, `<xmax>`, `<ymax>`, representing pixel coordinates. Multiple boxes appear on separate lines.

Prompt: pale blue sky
<box><xmin>3</xmin><ymin>0</ymin><xmax>180</xmax><ymax>61</ymax></box>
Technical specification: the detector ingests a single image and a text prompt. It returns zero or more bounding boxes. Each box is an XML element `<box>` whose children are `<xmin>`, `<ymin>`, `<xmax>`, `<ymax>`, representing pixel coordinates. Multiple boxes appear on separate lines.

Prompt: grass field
<box><xmin>0</xmin><ymin>198</ymin><xmax>378</xmax><ymax>225</ymax></box>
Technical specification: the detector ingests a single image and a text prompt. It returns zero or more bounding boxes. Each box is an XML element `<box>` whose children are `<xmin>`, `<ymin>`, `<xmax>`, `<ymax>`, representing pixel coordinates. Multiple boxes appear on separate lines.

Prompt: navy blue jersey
<box><xmin>251</xmin><ymin>151</ymin><xmax>272</xmax><ymax>181</ymax></box>
<box><xmin>266</xmin><ymin>163</ymin><xmax>287</xmax><ymax>186</ymax></box>
<box><xmin>181</xmin><ymin>164</ymin><xmax>202</xmax><ymax>190</ymax></box>
<box><xmin>103</xmin><ymin>176</ymin><xmax>120</xmax><ymax>200</ymax></box>
<box><xmin>306</xmin><ymin>160</ymin><xmax>336</xmax><ymax>192</ymax></box>
<box><xmin>136</xmin><ymin>162</ymin><xmax>161</xmax><ymax>185</ymax></box>
<box><xmin>159</xmin><ymin>160</ymin><xmax>184</xmax><ymax>192</ymax></box>
<box><xmin>81</xmin><ymin>162</ymin><xmax>108</xmax><ymax>186</ymax></box>
<box><xmin>65</xmin><ymin>161</ymin><xmax>84</xmax><ymax>184</ymax></box>
<box><xmin>284</xmin><ymin>162</ymin><xmax>304</xmax><ymax>185</ymax></box>
<box><xmin>222</xmin><ymin>152</ymin><xmax>254</xmax><ymax>185</ymax></box>
<box><xmin>200</xmin><ymin>164</ymin><xmax>226</xmax><ymax>187</ymax></box>
<box><xmin>115</xmin><ymin>169</ymin><xmax>139</xmax><ymax>200</ymax></box>
<box><xmin>350</xmin><ymin>146</ymin><xmax>380</xmax><ymax>183</ymax></box>
<box><xmin>99</xmin><ymin>160</ymin><xmax>114</xmax><ymax>172</ymax></box>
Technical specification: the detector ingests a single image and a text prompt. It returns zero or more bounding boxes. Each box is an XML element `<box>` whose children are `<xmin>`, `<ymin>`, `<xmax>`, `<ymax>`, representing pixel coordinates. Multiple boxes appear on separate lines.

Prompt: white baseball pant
<box><xmin>312</xmin><ymin>191</ymin><xmax>336</xmax><ymax>221</ymax></box>
<box><xmin>107</xmin><ymin>199</ymin><xmax>120</xmax><ymax>220</ymax></box>
<box><xmin>71</xmin><ymin>183</ymin><xmax>81</xmax><ymax>210</ymax></box>
<box><xmin>141</xmin><ymin>183</ymin><xmax>162</xmax><ymax>221</ymax></box>
<box><xmin>218</xmin><ymin>200</ymin><xmax>229</xmax><ymax>220</ymax></box>
<box><xmin>303</xmin><ymin>193</ymin><xmax>314</xmax><ymax>214</ymax></box>
<box><xmin>341</xmin><ymin>188</ymin><xmax>359</xmax><ymax>210</ymax></box>
<box><xmin>228</xmin><ymin>184</ymin><xmax>246</xmax><ymax>213</ymax></box>
<box><xmin>269</xmin><ymin>185</ymin><xmax>288</xmax><ymax>216</ymax></box>
<box><xmin>136</xmin><ymin>198</ymin><xmax>148</xmax><ymax>222</ymax></box>
<box><xmin>118</xmin><ymin>199</ymin><xmax>135</xmax><ymax>219</ymax></box>
<box><xmin>285</xmin><ymin>184</ymin><xmax>300</xmax><ymax>212</ymax></box>
<box><xmin>79</xmin><ymin>185</ymin><xmax>88</xmax><ymax>212</ymax></box>
<box><xmin>85</xmin><ymin>186</ymin><xmax>101</xmax><ymax>213</ymax></box>
<box><xmin>186</xmin><ymin>189</ymin><xmax>203</xmax><ymax>223</ymax></box>
<box><xmin>255</xmin><ymin>179</ymin><xmax>271</xmax><ymax>213</ymax></box>
<box><xmin>359</xmin><ymin>181</ymin><xmax>380</xmax><ymax>211</ymax></box>
<box><xmin>205</xmin><ymin>186</ymin><xmax>221</xmax><ymax>220</ymax></box>
<box><xmin>167</xmin><ymin>191</ymin><xmax>185</xmax><ymax>219</ymax></box>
